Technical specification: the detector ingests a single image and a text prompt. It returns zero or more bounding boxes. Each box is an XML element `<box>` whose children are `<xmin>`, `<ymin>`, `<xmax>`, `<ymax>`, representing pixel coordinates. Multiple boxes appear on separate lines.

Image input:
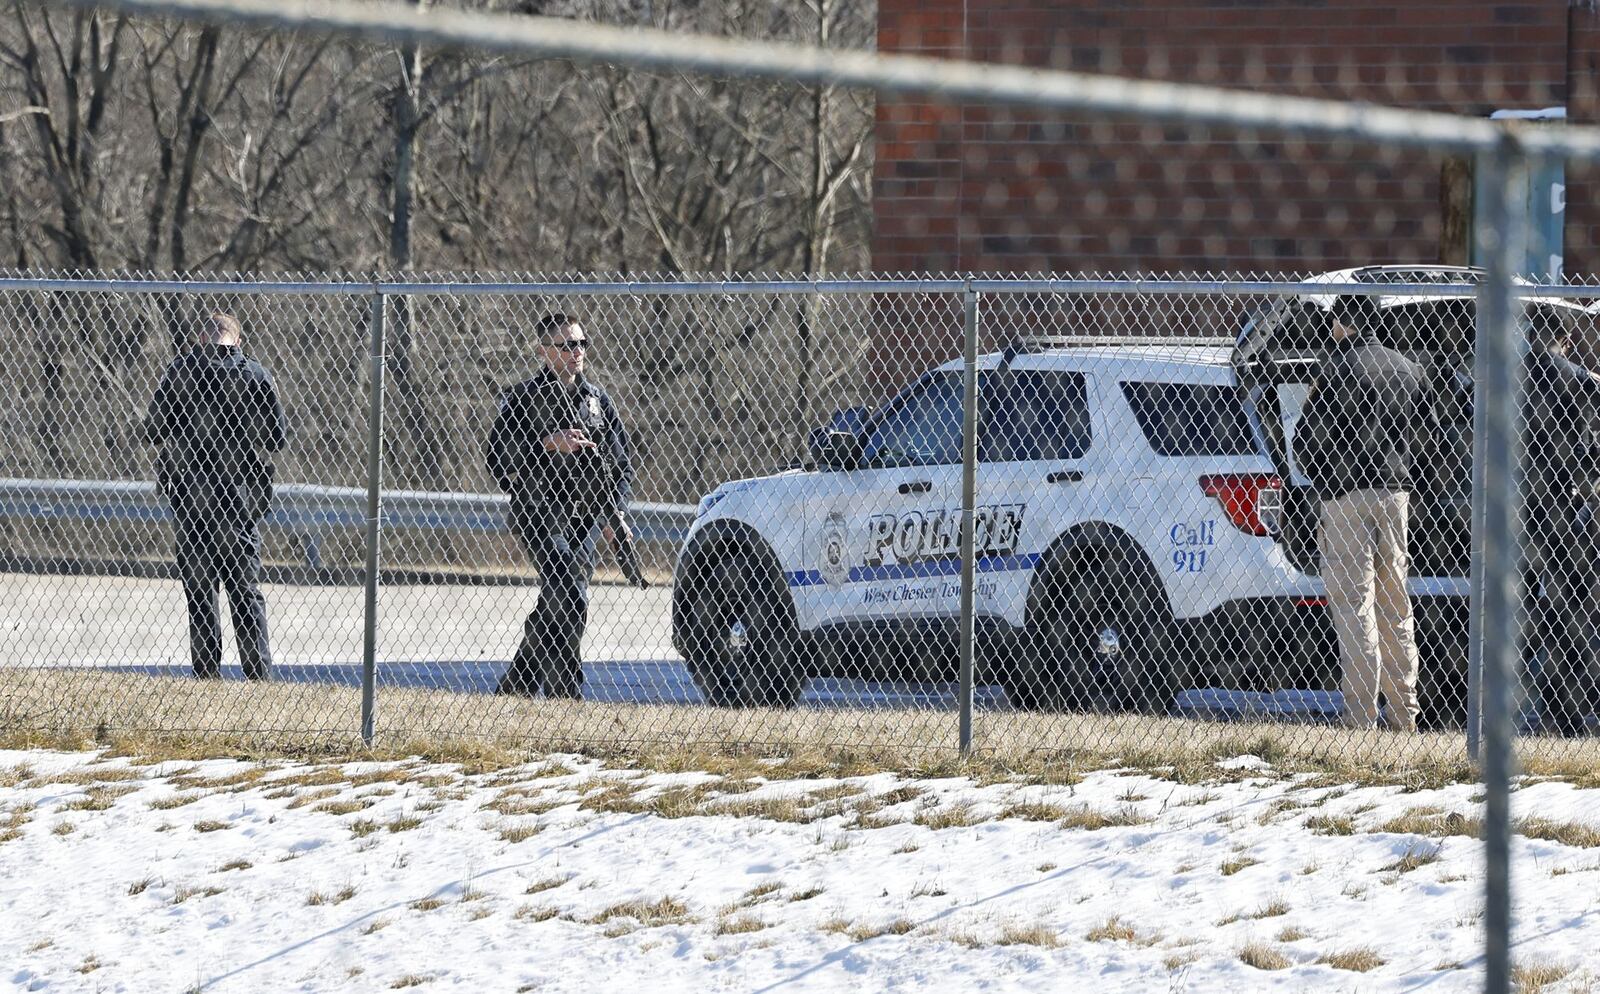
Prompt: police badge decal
<box><xmin>819</xmin><ymin>510</ymin><xmax>851</xmax><ymax>588</ymax></box>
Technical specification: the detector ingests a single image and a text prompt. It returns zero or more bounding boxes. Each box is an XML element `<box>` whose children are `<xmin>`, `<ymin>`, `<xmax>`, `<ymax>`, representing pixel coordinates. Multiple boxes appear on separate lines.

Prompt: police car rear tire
<box><xmin>1011</xmin><ymin>546</ymin><xmax>1174</xmax><ymax>713</ymax></box>
<box><xmin>680</xmin><ymin>550</ymin><xmax>806</xmax><ymax>708</ymax></box>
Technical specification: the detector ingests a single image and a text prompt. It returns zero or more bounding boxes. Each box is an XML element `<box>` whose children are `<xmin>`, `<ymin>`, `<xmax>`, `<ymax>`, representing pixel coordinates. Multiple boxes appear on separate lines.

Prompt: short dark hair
<box><xmin>1329</xmin><ymin>293</ymin><xmax>1381</xmax><ymax>333</ymax></box>
<box><xmin>535</xmin><ymin>313</ymin><xmax>579</xmax><ymax>342</ymax></box>
<box><xmin>1526</xmin><ymin>305</ymin><xmax>1571</xmax><ymax>349</ymax></box>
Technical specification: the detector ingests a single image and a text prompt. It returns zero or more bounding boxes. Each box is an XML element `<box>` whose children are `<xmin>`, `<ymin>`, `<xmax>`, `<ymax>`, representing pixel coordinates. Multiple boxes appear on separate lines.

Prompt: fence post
<box><xmin>1475</xmin><ymin>131</ymin><xmax>1528</xmax><ymax>994</ymax></box>
<box><xmin>360</xmin><ymin>290</ymin><xmax>388</xmax><ymax>749</ymax></box>
<box><xmin>958</xmin><ymin>284</ymin><xmax>979</xmax><ymax>758</ymax></box>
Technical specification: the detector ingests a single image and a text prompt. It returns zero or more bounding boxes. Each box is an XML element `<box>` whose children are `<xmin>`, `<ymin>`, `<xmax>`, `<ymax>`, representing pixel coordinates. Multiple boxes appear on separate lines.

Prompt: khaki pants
<box><xmin>1319</xmin><ymin>489</ymin><xmax>1421</xmax><ymax>732</ymax></box>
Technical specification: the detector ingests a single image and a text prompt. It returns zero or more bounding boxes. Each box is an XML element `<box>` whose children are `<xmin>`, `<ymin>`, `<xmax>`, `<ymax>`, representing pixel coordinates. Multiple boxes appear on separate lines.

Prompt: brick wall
<box><xmin>873</xmin><ymin>0</ymin><xmax>1600</xmax><ymax>276</ymax></box>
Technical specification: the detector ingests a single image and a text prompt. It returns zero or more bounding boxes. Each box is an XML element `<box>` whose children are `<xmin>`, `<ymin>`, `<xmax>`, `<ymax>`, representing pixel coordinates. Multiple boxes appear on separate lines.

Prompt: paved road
<box><xmin>0</xmin><ymin>573</ymin><xmax>675</xmax><ymax>668</ymax></box>
<box><xmin>0</xmin><ymin>572</ymin><xmax>1010</xmax><ymax>709</ymax></box>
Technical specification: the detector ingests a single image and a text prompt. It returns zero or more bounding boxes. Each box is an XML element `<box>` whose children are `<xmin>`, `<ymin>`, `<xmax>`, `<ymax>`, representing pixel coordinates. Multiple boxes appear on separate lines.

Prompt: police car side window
<box><xmin>984</xmin><ymin>371</ymin><xmax>1092</xmax><ymax>462</ymax></box>
<box><xmin>864</xmin><ymin>372</ymin><xmax>963</xmax><ymax>467</ymax></box>
<box><xmin>1122</xmin><ymin>381</ymin><xmax>1259</xmax><ymax>457</ymax></box>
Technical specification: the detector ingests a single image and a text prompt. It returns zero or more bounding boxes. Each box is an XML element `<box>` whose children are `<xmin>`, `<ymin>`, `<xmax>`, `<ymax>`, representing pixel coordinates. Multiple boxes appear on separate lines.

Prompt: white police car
<box><xmin>672</xmin><ymin>334</ymin><xmax>1316</xmax><ymax>712</ymax></box>
<box><xmin>672</xmin><ymin>266</ymin><xmax>1576</xmax><ymax>715</ymax></box>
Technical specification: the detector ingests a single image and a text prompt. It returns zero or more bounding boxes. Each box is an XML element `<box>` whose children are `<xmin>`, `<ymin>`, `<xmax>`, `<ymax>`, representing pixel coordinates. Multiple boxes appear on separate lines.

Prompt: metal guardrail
<box><xmin>0</xmin><ymin>477</ymin><xmax>696</xmax><ymax>572</ymax></box>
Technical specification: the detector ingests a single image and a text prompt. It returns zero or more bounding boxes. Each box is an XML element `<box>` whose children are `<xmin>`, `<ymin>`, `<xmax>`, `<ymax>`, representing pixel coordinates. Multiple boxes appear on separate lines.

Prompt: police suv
<box><xmin>672</xmin><ymin>267</ymin><xmax>1564</xmax><ymax>716</ymax></box>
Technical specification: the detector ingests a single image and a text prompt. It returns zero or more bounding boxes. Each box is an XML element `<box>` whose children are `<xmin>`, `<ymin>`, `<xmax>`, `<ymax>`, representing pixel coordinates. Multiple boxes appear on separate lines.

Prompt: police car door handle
<box><xmin>1046</xmin><ymin>470</ymin><xmax>1083</xmax><ymax>484</ymax></box>
<box><xmin>897</xmin><ymin>480</ymin><xmax>934</xmax><ymax>494</ymax></box>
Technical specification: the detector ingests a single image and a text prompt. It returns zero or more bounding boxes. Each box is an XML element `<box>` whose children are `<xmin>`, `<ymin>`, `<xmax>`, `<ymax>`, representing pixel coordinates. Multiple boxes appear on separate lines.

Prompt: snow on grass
<box><xmin>0</xmin><ymin>747</ymin><xmax>1598</xmax><ymax>992</ymax></box>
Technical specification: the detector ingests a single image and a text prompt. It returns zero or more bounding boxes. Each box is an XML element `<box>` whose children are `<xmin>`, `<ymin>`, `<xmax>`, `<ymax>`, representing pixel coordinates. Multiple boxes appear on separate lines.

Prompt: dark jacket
<box><xmin>485</xmin><ymin>368</ymin><xmax>633</xmax><ymax>527</ymax></box>
<box><xmin>1523</xmin><ymin>345</ymin><xmax>1600</xmax><ymax>523</ymax></box>
<box><xmin>146</xmin><ymin>344</ymin><xmax>287</xmax><ymax>517</ymax></box>
<box><xmin>1296</xmin><ymin>330</ymin><xmax>1433</xmax><ymax>502</ymax></box>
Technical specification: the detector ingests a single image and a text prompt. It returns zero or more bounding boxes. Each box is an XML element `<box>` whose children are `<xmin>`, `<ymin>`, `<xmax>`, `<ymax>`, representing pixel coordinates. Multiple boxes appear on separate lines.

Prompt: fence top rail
<box><xmin>3</xmin><ymin>275</ymin><xmax>1600</xmax><ymax>303</ymax></box>
<box><xmin>47</xmin><ymin>0</ymin><xmax>1600</xmax><ymax>161</ymax></box>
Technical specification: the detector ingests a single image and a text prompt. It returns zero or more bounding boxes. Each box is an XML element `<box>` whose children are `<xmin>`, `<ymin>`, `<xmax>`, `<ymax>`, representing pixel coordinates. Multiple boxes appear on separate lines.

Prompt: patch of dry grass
<box><xmin>307</xmin><ymin>885</ymin><xmax>357</xmax><ymax>906</ymax></box>
<box><xmin>1512</xmin><ymin>960</ymin><xmax>1574</xmax><ymax>993</ymax></box>
<box><xmin>996</xmin><ymin>922</ymin><xmax>1060</xmax><ymax>948</ymax></box>
<box><xmin>491</xmin><ymin>819</ymin><xmax>543</xmax><ymax>843</ymax></box>
<box><xmin>714</xmin><ymin>914</ymin><xmax>769</xmax><ymax>935</ymax></box>
<box><xmin>996</xmin><ymin>801</ymin><xmax>1070</xmax><ymax>822</ymax></box>
<box><xmin>170</xmin><ymin>884</ymin><xmax>224</xmax><ymax>904</ymax></box>
<box><xmin>787</xmin><ymin>887</ymin><xmax>824</xmax><ymax>902</ymax></box>
<box><xmin>1305</xmin><ymin>814</ymin><xmax>1355</xmax><ymax>836</ymax></box>
<box><xmin>587</xmin><ymin>897</ymin><xmax>695</xmax><ymax>928</ymax></box>
<box><xmin>1219</xmin><ymin>856</ymin><xmax>1260</xmax><ymax>876</ymax></box>
<box><xmin>1237</xmin><ymin>941</ymin><xmax>1291</xmax><ymax>971</ymax></box>
<box><xmin>409</xmin><ymin>896</ymin><xmax>447</xmax><ymax>912</ymax></box>
<box><xmin>1275</xmin><ymin>926</ymin><xmax>1309</xmax><ymax>942</ymax></box>
<box><xmin>1381</xmin><ymin>843</ymin><xmax>1444</xmax><ymax>874</ymax></box>
<box><xmin>312</xmin><ymin>799</ymin><xmax>374</xmax><ymax>816</ymax></box>
<box><xmin>912</xmin><ymin>802</ymin><xmax>981</xmax><ymax>830</ymax></box>
<box><xmin>362</xmin><ymin>918</ymin><xmax>391</xmax><ymax>935</ymax></box>
<box><xmin>148</xmin><ymin>792</ymin><xmax>203</xmax><ymax>810</ymax></box>
<box><xmin>1319</xmin><ymin>947</ymin><xmax>1386</xmax><ymax>972</ymax></box>
<box><xmin>513</xmin><ymin>904</ymin><xmax>560</xmax><ymax>922</ymax></box>
<box><xmin>845</xmin><ymin>918</ymin><xmax>916</xmax><ymax>942</ymax></box>
<box><xmin>1058</xmin><ymin>804</ymin><xmax>1152</xmax><ymax>831</ymax></box>
<box><xmin>192</xmin><ymin>819</ymin><xmax>231</xmax><ymax>833</ymax></box>
<box><xmin>61</xmin><ymin>784</ymin><xmax>138</xmax><ymax>812</ymax></box>
<box><xmin>524</xmin><ymin>875</ymin><xmax>571</xmax><ymax>895</ymax></box>
<box><xmin>16</xmin><ymin>671</ymin><xmax>1598</xmax><ymax>790</ymax></box>
<box><xmin>1085</xmin><ymin>916</ymin><xmax>1137</xmax><ymax>943</ymax></box>
<box><xmin>215</xmin><ymin>859</ymin><xmax>252</xmax><ymax>873</ymax></box>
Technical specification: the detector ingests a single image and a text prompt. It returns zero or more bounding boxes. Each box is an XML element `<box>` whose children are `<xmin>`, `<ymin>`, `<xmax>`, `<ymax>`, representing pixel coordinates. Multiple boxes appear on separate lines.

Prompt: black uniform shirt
<box><xmin>485</xmin><ymin>368</ymin><xmax>633</xmax><ymax>521</ymax></box>
<box><xmin>146</xmin><ymin>345</ymin><xmax>286</xmax><ymax>510</ymax></box>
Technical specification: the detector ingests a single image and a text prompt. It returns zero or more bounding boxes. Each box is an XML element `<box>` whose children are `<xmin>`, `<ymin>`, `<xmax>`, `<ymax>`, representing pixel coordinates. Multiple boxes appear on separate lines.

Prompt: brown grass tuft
<box><xmin>1319</xmin><ymin>947</ymin><xmax>1386</xmax><ymax>972</ymax></box>
<box><xmin>1237</xmin><ymin>941</ymin><xmax>1291</xmax><ymax>970</ymax></box>
<box><xmin>996</xmin><ymin>922</ymin><xmax>1060</xmax><ymax>948</ymax></box>
<box><xmin>1086</xmin><ymin>915</ymin><xmax>1137</xmax><ymax>943</ymax></box>
<box><xmin>587</xmin><ymin>896</ymin><xmax>694</xmax><ymax>928</ymax></box>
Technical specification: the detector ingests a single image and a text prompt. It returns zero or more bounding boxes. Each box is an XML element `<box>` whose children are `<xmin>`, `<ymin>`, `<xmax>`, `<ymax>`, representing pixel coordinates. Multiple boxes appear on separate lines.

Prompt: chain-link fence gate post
<box><xmin>360</xmin><ymin>289</ymin><xmax>388</xmax><ymax>748</ymax></box>
<box><xmin>957</xmin><ymin>283</ymin><xmax>980</xmax><ymax>758</ymax></box>
<box><xmin>1476</xmin><ymin>130</ymin><xmax>1530</xmax><ymax>994</ymax></box>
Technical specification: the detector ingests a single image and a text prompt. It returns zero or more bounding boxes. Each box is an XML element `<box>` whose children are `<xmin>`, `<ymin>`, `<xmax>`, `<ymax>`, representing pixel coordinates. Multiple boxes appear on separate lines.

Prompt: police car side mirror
<box><xmin>811</xmin><ymin>429</ymin><xmax>864</xmax><ymax>471</ymax></box>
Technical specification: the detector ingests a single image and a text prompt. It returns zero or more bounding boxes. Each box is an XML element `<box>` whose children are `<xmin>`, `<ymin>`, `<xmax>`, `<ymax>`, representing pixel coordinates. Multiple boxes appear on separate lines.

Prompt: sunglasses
<box><xmin>544</xmin><ymin>338</ymin><xmax>588</xmax><ymax>352</ymax></box>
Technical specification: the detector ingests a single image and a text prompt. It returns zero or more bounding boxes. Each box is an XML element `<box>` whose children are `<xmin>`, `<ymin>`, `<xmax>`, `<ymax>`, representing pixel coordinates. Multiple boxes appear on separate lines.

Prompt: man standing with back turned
<box><xmin>1297</xmin><ymin>294</ymin><xmax>1432</xmax><ymax>732</ymax></box>
<box><xmin>147</xmin><ymin>311</ymin><xmax>287</xmax><ymax>680</ymax></box>
<box><xmin>487</xmin><ymin>313</ymin><xmax>635</xmax><ymax>698</ymax></box>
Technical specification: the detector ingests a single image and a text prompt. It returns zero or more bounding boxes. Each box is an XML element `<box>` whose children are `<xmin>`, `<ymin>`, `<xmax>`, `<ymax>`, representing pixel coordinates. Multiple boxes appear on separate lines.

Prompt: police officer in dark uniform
<box><xmin>146</xmin><ymin>311</ymin><xmax>287</xmax><ymax>680</ymax></box>
<box><xmin>1522</xmin><ymin>307</ymin><xmax>1600</xmax><ymax>736</ymax></box>
<box><xmin>486</xmin><ymin>313</ymin><xmax>634</xmax><ymax>698</ymax></box>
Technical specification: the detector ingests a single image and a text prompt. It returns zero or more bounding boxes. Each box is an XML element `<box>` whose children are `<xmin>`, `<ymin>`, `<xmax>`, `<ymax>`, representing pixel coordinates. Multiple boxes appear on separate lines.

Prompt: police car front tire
<box><xmin>679</xmin><ymin>549</ymin><xmax>806</xmax><ymax>708</ymax></box>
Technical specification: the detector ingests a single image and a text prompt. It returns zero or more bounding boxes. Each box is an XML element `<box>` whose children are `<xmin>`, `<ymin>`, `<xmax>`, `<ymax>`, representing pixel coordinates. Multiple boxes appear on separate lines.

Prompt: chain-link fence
<box><xmin>0</xmin><ymin>271</ymin><xmax>1596</xmax><ymax>775</ymax></box>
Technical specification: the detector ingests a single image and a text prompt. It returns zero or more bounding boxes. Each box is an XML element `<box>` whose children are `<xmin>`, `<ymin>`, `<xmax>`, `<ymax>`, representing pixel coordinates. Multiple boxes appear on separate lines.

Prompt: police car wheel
<box><xmin>680</xmin><ymin>550</ymin><xmax>805</xmax><ymax>708</ymax></box>
<box><xmin>1013</xmin><ymin>548</ymin><xmax>1173</xmax><ymax>713</ymax></box>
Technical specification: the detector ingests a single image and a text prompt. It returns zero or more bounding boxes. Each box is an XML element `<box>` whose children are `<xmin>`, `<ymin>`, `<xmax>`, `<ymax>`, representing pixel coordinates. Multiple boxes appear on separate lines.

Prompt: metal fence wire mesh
<box><xmin>0</xmin><ymin>273</ymin><xmax>1598</xmax><ymax>765</ymax></box>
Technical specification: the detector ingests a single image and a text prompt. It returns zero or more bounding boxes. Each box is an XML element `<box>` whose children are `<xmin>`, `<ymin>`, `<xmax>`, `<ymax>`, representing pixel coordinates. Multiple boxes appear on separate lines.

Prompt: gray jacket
<box><xmin>1296</xmin><ymin>331</ymin><xmax>1433</xmax><ymax>503</ymax></box>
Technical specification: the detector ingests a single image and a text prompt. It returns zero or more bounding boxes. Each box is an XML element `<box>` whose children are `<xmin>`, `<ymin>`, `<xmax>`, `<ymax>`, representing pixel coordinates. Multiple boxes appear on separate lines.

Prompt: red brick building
<box><xmin>872</xmin><ymin>0</ymin><xmax>1600</xmax><ymax>276</ymax></box>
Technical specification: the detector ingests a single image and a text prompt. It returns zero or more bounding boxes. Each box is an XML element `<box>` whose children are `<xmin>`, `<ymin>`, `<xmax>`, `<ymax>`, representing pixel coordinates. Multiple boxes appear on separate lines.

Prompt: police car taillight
<box><xmin>1200</xmin><ymin>474</ymin><xmax>1283</xmax><ymax>536</ymax></box>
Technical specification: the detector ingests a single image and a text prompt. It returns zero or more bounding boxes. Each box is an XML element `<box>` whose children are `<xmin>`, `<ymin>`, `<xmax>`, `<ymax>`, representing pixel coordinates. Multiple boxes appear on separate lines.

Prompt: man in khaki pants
<box><xmin>1297</xmin><ymin>295</ymin><xmax>1433</xmax><ymax>731</ymax></box>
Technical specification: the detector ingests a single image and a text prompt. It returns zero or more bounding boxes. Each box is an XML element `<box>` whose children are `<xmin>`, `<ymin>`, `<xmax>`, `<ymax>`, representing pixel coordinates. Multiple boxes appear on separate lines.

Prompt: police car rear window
<box><xmin>1122</xmin><ymin>382</ymin><xmax>1260</xmax><ymax>457</ymax></box>
<box><xmin>985</xmin><ymin>370</ymin><xmax>1092</xmax><ymax>462</ymax></box>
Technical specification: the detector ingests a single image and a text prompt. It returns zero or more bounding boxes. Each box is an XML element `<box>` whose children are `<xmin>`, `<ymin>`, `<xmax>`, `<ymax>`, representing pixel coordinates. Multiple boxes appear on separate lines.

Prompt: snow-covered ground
<box><xmin>1</xmin><ymin>748</ymin><xmax>1596</xmax><ymax>993</ymax></box>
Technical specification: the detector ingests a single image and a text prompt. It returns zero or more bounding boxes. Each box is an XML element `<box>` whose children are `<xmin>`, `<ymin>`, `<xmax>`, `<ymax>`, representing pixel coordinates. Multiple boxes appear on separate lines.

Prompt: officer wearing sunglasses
<box><xmin>486</xmin><ymin>313</ymin><xmax>636</xmax><ymax>698</ymax></box>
